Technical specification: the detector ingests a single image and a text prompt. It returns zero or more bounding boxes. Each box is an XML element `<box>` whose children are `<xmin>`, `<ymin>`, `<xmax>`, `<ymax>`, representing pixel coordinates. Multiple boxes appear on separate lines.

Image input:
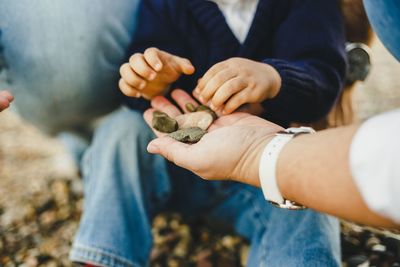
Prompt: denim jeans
<box><xmin>0</xmin><ymin>0</ymin><xmax>139</xmax><ymax>134</ymax></box>
<box><xmin>70</xmin><ymin>108</ymin><xmax>341</xmax><ymax>267</ymax></box>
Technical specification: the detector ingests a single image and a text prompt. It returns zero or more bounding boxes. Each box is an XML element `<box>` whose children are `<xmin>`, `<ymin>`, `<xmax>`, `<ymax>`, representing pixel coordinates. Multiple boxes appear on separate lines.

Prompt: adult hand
<box><xmin>143</xmin><ymin>89</ymin><xmax>283</xmax><ymax>187</ymax></box>
<box><xmin>0</xmin><ymin>90</ymin><xmax>14</xmax><ymax>112</ymax></box>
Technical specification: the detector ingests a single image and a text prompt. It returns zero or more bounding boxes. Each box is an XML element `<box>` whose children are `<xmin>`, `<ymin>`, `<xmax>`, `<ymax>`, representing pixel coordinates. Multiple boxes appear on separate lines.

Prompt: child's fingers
<box><xmin>143</xmin><ymin>48</ymin><xmax>163</xmax><ymax>71</ymax></box>
<box><xmin>129</xmin><ymin>53</ymin><xmax>157</xmax><ymax>81</ymax></box>
<box><xmin>153</xmin><ymin>49</ymin><xmax>194</xmax><ymax>75</ymax></box>
<box><xmin>195</xmin><ymin>61</ymin><xmax>225</xmax><ymax>93</ymax></box>
<box><xmin>198</xmin><ymin>69</ymin><xmax>237</xmax><ymax>104</ymax></box>
<box><xmin>120</xmin><ymin>63</ymin><xmax>146</xmax><ymax>90</ymax></box>
<box><xmin>223</xmin><ymin>87</ymin><xmax>253</xmax><ymax>114</ymax></box>
<box><xmin>119</xmin><ymin>78</ymin><xmax>141</xmax><ymax>98</ymax></box>
<box><xmin>171</xmin><ymin>89</ymin><xmax>198</xmax><ymax>113</ymax></box>
<box><xmin>210</xmin><ymin>77</ymin><xmax>246</xmax><ymax>109</ymax></box>
<box><xmin>172</xmin><ymin>55</ymin><xmax>195</xmax><ymax>75</ymax></box>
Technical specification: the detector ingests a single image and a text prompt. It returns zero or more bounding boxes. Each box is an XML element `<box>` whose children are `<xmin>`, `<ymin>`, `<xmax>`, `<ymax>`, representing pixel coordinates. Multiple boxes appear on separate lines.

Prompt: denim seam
<box><xmin>70</xmin><ymin>243</ymin><xmax>140</xmax><ymax>267</ymax></box>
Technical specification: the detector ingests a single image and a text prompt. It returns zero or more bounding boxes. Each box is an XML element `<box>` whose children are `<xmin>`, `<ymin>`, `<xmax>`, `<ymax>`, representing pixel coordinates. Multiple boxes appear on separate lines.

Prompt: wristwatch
<box><xmin>259</xmin><ymin>127</ymin><xmax>316</xmax><ymax>210</ymax></box>
<box><xmin>346</xmin><ymin>42</ymin><xmax>372</xmax><ymax>84</ymax></box>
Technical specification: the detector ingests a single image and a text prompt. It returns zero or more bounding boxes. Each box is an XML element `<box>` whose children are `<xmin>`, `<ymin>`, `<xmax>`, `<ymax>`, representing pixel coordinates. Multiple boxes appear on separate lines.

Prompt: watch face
<box><xmin>346</xmin><ymin>43</ymin><xmax>372</xmax><ymax>83</ymax></box>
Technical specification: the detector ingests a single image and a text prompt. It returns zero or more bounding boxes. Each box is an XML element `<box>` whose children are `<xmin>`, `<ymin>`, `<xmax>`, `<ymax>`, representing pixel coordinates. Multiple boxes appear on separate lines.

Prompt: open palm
<box><xmin>143</xmin><ymin>89</ymin><xmax>283</xmax><ymax>186</ymax></box>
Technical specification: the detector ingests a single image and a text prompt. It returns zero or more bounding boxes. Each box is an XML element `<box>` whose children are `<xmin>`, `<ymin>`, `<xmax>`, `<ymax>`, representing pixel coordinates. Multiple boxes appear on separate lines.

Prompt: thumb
<box><xmin>173</xmin><ymin>55</ymin><xmax>195</xmax><ymax>75</ymax></box>
<box><xmin>147</xmin><ymin>136</ymin><xmax>192</xmax><ymax>167</ymax></box>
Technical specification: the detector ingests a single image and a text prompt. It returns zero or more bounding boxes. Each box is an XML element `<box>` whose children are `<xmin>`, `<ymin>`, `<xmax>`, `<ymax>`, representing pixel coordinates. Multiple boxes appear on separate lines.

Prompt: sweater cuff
<box><xmin>261</xmin><ymin>58</ymin><xmax>316</xmax><ymax>125</ymax></box>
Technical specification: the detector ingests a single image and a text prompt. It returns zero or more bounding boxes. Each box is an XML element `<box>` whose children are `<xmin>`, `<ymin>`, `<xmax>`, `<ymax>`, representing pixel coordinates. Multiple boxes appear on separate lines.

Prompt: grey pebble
<box><xmin>168</xmin><ymin>127</ymin><xmax>206</xmax><ymax>143</ymax></box>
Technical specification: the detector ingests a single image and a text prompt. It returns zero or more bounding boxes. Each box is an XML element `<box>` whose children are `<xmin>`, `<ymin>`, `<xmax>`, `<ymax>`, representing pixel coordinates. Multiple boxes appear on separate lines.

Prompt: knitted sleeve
<box><xmin>261</xmin><ymin>0</ymin><xmax>347</xmax><ymax>125</ymax></box>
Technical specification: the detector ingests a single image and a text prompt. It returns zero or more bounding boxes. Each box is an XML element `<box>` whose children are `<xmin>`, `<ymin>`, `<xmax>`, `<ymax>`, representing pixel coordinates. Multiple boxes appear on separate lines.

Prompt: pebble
<box><xmin>185</xmin><ymin>103</ymin><xmax>197</xmax><ymax>113</ymax></box>
<box><xmin>175</xmin><ymin>111</ymin><xmax>214</xmax><ymax>131</ymax></box>
<box><xmin>196</xmin><ymin>105</ymin><xmax>217</xmax><ymax>120</ymax></box>
<box><xmin>168</xmin><ymin>127</ymin><xmax>207</xmax><ymax>143</ymax></box>
<box><xmin>152</xmin><ymin>111</ymin><xmax>179</xmax><ymax>133</ymax></box>
<box><xmin>346</xmin><ymin>255</ymin><xmax>369</xmax><ymax>267</ymax></box>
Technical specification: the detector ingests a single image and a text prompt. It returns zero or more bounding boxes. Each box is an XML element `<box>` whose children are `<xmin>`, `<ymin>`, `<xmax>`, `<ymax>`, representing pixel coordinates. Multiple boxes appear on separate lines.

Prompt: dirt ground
<box><xmin>0</xmin><ymin>39</ymin><xmax>400</xmax><ymax>267</ymax></box>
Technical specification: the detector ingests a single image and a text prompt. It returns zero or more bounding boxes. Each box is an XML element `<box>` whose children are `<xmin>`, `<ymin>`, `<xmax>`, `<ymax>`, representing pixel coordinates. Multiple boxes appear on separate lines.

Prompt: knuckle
<box><xmin>211</xmin><ymin>97</ymin><xmax>222</xmax><ymax>107</ymax></box>
<box><xmin>213</xmin><ymin>76</ymin><xmax>224</xmax><ymax>85</ymax></box>
<box><xmin>145</xmin><ymin>47</ymin><xmax>158</xmax><ymax>54</ymax></box>
<box><xmin>118</xmin><ymin>78</ymin><xmax>124</xmax><ymax>87</ymax></box>
<box><xmin>142</xmin><ymin>69</ymin><xmax>154</xmax><ymax>78</ymax></box>
<box><xmin>127</xmin><ymin>74</ymin><xmax>141</xmax><ymax>87</ymax></box>
<box><xmin>129</xmin><ymin>53</ymin><xmax>142</xmax><ymax>63</ymax></box>
<box><xmin>119</xmin><ymin>63</ymin><xmax>130</xmax><ymax>76</ymax></box>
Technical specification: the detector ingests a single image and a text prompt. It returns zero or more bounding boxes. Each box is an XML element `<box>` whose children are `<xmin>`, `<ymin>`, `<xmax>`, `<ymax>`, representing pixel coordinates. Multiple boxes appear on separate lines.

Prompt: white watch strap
<box><xmin>259</xmin><ymin>134</ymin><xmax>293</xmax><ymax>204</ymax></box>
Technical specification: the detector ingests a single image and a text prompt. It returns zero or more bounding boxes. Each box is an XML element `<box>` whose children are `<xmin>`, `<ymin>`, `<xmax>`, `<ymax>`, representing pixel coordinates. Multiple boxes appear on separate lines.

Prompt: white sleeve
<box><xmin>350</xmin><ymin>109</ymin><xmax>400</xmax><ymax>223</ymax></box>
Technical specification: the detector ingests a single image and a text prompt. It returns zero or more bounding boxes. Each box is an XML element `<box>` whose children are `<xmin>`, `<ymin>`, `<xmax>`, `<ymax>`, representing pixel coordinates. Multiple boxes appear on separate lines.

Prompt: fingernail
<box><xmin>135</xmin><ymin>93</ymin><xmax>141</xmax><ymax>98</ymax></box>
<box><xmin>199</xmin><ymin>96</ymin><xmax>205</xmax><ymax>103</ymax></box>
<box><xmin>210</xmin><ymin>103</ymin><xmax>216</xmax><ymax>111</ymax></box>
<box><xmin>155</xmin><ymin>63</ymin><xmax>162</xmax><ymax>71</ymax></box>
<box><xmin>139</xmin><ymin>82</ymin><xmax>146</xmax><ymax>89</ymax></box>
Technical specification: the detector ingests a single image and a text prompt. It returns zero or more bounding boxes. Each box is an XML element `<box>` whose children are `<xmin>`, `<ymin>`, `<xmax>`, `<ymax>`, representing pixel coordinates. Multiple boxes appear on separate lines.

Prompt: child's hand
<box><xmin>0</xmin><ymin>90</ymin><xmax>14</xmax><ymax>112</ymax></box>
<box><xmin>119</xmin><ymin>48</ymin><xmax>195</xmax><ymax>100</ymax></box>
<box><xmin>194</xmin><ymin>58</ymin><xmax>281</xmax><ymax>114</ymax></box>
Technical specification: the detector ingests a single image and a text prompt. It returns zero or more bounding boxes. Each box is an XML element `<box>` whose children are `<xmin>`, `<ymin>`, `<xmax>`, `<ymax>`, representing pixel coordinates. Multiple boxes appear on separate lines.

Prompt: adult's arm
<box><xmin>278</xmin><ymin>117</ymin><xmax>399</xmax><ymax>228</ymax></box>
<box><xmin>145</xmin><ymin>90</ymin><xmax>400</xmax><ymax>228</ymax></box>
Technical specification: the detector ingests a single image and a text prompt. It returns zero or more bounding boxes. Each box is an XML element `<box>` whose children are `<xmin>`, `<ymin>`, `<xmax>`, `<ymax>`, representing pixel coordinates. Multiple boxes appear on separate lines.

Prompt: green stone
<box><xmin>185</xmin><ymin>103</ymin><xmax>197</xmax><ymax>113</ymax></box>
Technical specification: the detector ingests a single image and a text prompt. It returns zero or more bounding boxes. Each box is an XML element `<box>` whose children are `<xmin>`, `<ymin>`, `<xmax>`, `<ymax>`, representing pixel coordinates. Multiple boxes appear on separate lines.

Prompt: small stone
<box><xmin>185</xmin><ymin>103</ymin><xmax>197</xmax><ymax>112</ymax></box>
<box><xmin>152</xmin><ymin>111</ymin><xmax>179</xmax><ymax>133</ymax></box>
<box><xmin>239</xmin><ymin>245</ymin><xmax>249</xmax><ymax>267</ymax></box>
<box><xmin>346</xmin><ymin>255</ymin><xmax>369</xmax><ymax>267</ymax></box>
<box><xmin>175</xmin><ymin>112</ymin><xmax>213</xmax><ymax>131</ymax></box>
<box><xmin>366</xmin><ymin>237</ymin><xmax>381</xmax><ymax>250</ymax></box>
<box><xmin>196</xmin><ymin>105</ymin><xmax>217</xmax><ymax>120</ymax></box>
<box><xmin>168</xmin><ymin>127</ymin><xmax>206</xmax><ymax>143</ymax></box>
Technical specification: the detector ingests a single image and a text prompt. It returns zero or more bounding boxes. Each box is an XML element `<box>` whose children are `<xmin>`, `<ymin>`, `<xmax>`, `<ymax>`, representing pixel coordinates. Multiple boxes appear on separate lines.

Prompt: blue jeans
<box><xmin>70</xmin><ymin>108</ymin><xmax>341</xmax><ymax>267</ymax></box>
<box><xmin>0</xmin><ymin>0</ymin><xmax>139</xmax><ymax>159</ymax></box>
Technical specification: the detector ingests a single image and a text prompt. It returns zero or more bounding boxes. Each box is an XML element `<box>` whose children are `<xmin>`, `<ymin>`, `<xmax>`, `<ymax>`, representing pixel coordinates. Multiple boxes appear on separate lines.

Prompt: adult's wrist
<box><xmin>237</xmin><ymin>135</ymin><xmax>275</xmax><ymax>188</ymax></box>
<box><xmin>259</xmin><ymin>127</ymin><xmax>316</xmax><ymax>208</ymax></box>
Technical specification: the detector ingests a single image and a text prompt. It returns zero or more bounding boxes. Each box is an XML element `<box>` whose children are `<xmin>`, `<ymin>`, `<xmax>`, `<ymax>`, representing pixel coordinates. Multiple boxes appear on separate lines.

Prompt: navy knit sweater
<box><xmin>126</xmin><ymin>0</ymin><xmax>347</xmax><ymax>126</ymax></box>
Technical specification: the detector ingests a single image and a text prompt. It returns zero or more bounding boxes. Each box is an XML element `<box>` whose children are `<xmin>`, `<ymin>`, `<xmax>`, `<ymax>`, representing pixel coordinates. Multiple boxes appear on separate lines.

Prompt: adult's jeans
<box><xmin>0</xmin><ymin>0</ymin><xmax>140</xmax><ymax>159</ymax></box>
<box><xmin>70</xmin><ymin>108</ymin><xmax>341</xmax><ymax>267</ymax></box>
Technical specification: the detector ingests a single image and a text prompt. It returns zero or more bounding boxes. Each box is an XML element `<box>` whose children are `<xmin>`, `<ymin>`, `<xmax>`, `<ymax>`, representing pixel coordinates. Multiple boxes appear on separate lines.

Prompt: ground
<box><xmin>0</xmin><ymin>39</ymin><xmax>400</xmax><ymax>267</ymax></box>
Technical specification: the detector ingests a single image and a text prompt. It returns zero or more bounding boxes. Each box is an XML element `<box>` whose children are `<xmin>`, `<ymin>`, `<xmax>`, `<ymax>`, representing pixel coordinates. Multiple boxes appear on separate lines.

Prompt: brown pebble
<box><xmin>152</xmin><ymin>111</ymin><xmax>179</xmax><ymax>133</ymax></box>
<box><xmin>168</xmin><ymin>127</ymin><xmax>206</xmax><ymax>143</ymax></box>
